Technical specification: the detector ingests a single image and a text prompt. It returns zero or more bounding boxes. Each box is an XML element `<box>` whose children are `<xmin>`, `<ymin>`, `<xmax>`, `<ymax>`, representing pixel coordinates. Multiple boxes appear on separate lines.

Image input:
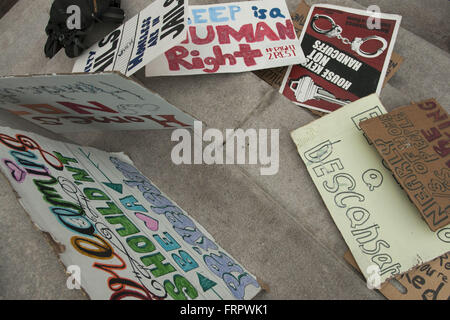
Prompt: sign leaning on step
<box><xmin>0</xmin><ymin>126</ymin><xmax>261</xmax><ymax>300</ymax></box>
<box><xmin>145</xmin><ymin>0</ymin><xmax>306</xmax><ymax>76</ymax></box>
<box><xmin>72</xmin><ymin>0</ymin><xmax>188</xmax><ymax>77</ymax></box>
<box><xmin>0</xmin><ymin>72</ymin><xmax>196</xmax><ymax>133</ymax></box>
<box><xmin>291</xmin><ymin>94</ymin><xmax>450</xmax><ymax>285</ymax></box>
<box><xmin>280</xmin><ymin>4</ymin><xmax>401</xmax><ymax>113</ymax></box>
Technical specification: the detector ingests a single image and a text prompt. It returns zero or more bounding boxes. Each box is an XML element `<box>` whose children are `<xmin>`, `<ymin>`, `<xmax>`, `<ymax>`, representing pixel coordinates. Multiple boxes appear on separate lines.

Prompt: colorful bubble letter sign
<box><xmin>145</xmin><ymin>0</ymin><xmax>306</xmax><ymax>76</ymax></box>
<box><xmin>73</xmin><ymin>0</ymin><xmax>188</xmax><ymax>77</ymax></box>
<box><xmin>0</xmin><ymin>126</ymin><xmax>261</xmax><ymax>300</ymax></box>
<box><xmin>290</xmin><ymin>94</ymin><xmax>450</xmax><ymax>284</ymax></box>
<box><xmin>0</xmin><ymin>72</ymin><xmax>196</xmax><ymax>133</ymax></box>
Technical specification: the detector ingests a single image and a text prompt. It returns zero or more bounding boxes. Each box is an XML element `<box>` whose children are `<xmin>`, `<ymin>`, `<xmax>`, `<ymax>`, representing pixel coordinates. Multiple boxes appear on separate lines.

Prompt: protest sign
<box><xmin>254</xmin><ymin>1</ymin><xmax>403</xmax><ymax>94</ymax></box>
<box><xmin>280</xmin><ymin>4</ymin><xmax>401</xmax><ymax>113</ymax></box>
<box><xmin>291</xmin><ymin>94</ymin><xmax>450</xmax><ymax>284</ymax></box>
<box><xmin>380</xmin><ymin>252</ymin><xmax>450</xmax><ymax>300</ymax></box>
<box><xmin>344</xmin><ymin>250</ymin><xmax>450</xmax><ymax>300</ymax></box>
<box><xmin>0</xmin><ymin>125</ymin><xmax>261</xmax><ymax>300</ymax></box>
<box><xmin>253</xmin><ymin>1</ymin><xmax>312</xmax><ymax>92</ymax></box>
<box><xmin>145</xmin><ymin>0</ymin><xmax>306</xmax><ymax>76</ymax></box>
<box><xmin>0</xmin><ymin>72</ymin><xmax>196</xmax><ymax>133</ymax></box>
<box><xmin>72</xmin><ymin>0</ymin><xmax>187</xmax><ymax>77</ymax></box>
<box><xmin>360</xmin><ymin>99</ymin><xmax>450</xmax><ymax>231</ymax></box>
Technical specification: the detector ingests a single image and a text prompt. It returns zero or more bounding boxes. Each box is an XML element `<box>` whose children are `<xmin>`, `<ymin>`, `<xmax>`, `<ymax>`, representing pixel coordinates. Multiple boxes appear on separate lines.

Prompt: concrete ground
<box><xmin>0</xmin><ymin>0</ymin><xmax>449</xmax><ymax>300</ymax></box>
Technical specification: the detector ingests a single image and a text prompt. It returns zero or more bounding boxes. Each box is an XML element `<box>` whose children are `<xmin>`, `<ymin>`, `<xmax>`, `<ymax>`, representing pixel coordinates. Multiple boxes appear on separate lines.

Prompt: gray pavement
<box><xmin>0</xmin><ymin>0</ymin><xmax>449</xmax><ymax>300</ymax></box>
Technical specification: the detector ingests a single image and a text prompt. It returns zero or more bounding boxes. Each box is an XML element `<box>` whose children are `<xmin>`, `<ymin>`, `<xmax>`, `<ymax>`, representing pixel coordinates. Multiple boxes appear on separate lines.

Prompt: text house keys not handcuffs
<box><xmin>311</xmin><ymin>14</ymin><xmax>388</xmax><ymax>59</ymax></box>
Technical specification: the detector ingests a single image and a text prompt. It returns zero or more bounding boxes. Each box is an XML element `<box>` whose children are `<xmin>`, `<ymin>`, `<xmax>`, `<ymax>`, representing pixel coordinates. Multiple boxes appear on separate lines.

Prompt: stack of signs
<box><xmin>72</xmin><ymin>0</ymin><xmax>188</xmax><ymax>77</ymax></box>
<box><xmin>360</xmin><ymin>99</ymin><xmax>450</xmax><ymax>231</ymax></box>
<box><xmin>290</xmin><ymin>94</ymin><xmax>450</xmax><ymax>286</ymax></box>
<box><xmin>280</xmin><ymin>4</ymin><xmax>401</xmax><ymax>113</ymax></box>
<box><xmin>0</xmin><ymin>126</ymin><xmax>261</xmax><ymax>300</ymax></box>
<box><xmin>0</xmin><ymin>72</ymin><xmax>196</xmax><ymax>133</ymax></box>
<box><xmin>145</xmin><ymin>0</ymin><xmax>306</xmax><ymax>76</ymax></box>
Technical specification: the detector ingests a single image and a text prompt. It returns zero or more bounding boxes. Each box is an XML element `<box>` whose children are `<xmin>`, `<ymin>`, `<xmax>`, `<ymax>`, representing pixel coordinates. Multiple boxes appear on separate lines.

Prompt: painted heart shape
<box><xmin>2</xmin><ymin>159</ymin><xmax>27</xmax><ymax>183</ymax></box>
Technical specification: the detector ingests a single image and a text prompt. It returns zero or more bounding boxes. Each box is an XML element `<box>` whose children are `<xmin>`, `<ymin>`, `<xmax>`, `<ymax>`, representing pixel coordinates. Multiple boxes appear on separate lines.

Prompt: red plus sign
<box><xmin>233</xmin><ymin>44</ymin><xmax>263</xmax><ymax>67</ymax></box>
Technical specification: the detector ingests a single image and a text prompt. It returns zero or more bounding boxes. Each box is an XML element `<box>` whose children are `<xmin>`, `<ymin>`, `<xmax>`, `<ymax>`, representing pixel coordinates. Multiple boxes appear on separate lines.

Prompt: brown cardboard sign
<box><xmin>344</xmin><ymin>250</ymin><xmax>450</xmax><ymax>300</ymax></box>
<box><xmin>360</xmin><ymin>99</ymin><xmax>450</xmax><ymax>231</ymax></box>
<box><xmin>253</xmin><ymin>1</ymin><xmax>403</xmax><ymax>93</ymax></box>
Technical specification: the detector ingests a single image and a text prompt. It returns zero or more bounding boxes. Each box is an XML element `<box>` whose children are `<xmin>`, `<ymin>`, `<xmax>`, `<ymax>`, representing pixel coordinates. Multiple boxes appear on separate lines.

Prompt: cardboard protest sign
<box><xmin>290</xmin><ymin>94</ymin><xmax>450</xmax><ymax>285</ymax></box>
<box><xmin>344</xmin><ymin>250</ymin><xmax>450</xmax><ymax>300</ymax></box>
<box><xmin>360</xmin><ymin>99</ymin><xmax>450</xmax><ymax>231</ymax></box>
<box><xmin>0</xmin><ymin>72</ymin><xmax>196</xmax><ymax>133</ymax></box>
<box><xmin>145</xmin><ymin>0</ymin><xmax>306</xmax><ymax>76</ymax></box>
<box><xmin>280</xmin><ymin>4</ymin><xmax>401</xmax><ymax>113</ymax></box>
<box><xmin>0</xmin><ymin>126</ymin><xmax>261</xmax><ymax>300</ymax></box>
<box><xmin>72</xmin><ymin>0</ymin><xmax>187</xmax><ymax>77</ymax></box>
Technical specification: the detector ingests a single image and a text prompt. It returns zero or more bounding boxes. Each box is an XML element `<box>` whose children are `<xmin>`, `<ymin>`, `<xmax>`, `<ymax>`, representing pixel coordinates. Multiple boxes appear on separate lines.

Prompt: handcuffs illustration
<box><xmin>310</xmin><ymin>14</ymin><xmax>388</xmax><ymax>59</ymax></box>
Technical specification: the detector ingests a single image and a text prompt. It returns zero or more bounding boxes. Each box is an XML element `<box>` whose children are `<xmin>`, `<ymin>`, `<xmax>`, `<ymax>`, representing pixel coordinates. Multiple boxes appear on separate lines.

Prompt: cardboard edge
<box><xmin>359</xmin><ymin>98</ymin><xmax>450</xmax><ymax>232</ymax></box>
<box><xmin>0</xmin><ymin>71</ymin><xmax>200</xmax><ymax>131</ymax></box>
<box><xmin>0</xmin><ymin>169</ymin><xmax>91</xmax><ymax>299</ymax></box>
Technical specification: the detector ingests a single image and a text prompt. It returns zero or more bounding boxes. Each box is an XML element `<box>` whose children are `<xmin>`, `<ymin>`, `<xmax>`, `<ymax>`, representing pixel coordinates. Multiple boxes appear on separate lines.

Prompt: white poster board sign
<box><xmin>73</xmin><ymin>0</ymin><xmax>188</xmax><ymax>77</ymax></box>
<box><xmin>145</xmin><ymin>0</ymin><xmax>306</xmax><ymax>76</ymax></box>
<box><xmin>291</xmin><ymin>94</ymin><xmax>450</xmax><ymax>284</ymax></box>
<box><xmin>0</xmin><ymin>126</ymin><xmax>261</xmax><ymax>300</ymax></box>
<box><xmin>0</xmin><ymin>72</ymin><xmax>196</xmax><ymax>133</ymax></box>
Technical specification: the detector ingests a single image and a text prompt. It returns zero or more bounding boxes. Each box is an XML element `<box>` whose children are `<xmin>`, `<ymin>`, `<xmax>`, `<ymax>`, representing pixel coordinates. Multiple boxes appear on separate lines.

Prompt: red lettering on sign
<box><xmin>140</xmin><ymin>115</ymin><xmax>190</xmax><ymax>128</ymax></box>
<box><xmin>57</xmin><ymin>101</ymin><xmax>119</xmax><ymax>115</ymax></box>
<box><xmin>233</xmin><ymin>44</ymin><xmax>263</xmax><ymax>67</ymax></box>
<box><xmin>417</xmin><ymin>101</ymin><xmax>437</xmax><ymax>110</ymax></box>
<box><xmin>421</xmin><ymin>128</ymin><xmax>442</xmax><ymax>142</ymax></box>
<box><xmin>276</xmin><ymin>19</ymin><xmax>296</xmax><ymax>40</ymax></box>
<box><xmin>254</xmin><ymin>22</ymin><xmax>280</xmax><ymax>42</ymax></box>
<box><xmin>216</xmin><ymin>24</ymin><xmax>255</xmax><ymax>44</ymax></box>
<box><xmin>20</xmin><ymin>104</ymin><xmax>69</xmax><ymax>114</ymax></box>
<box><xmin>190</xmin><ymin>26</ymin><xmax>215</xmax><ymax>45</ymax></box>
<box><xmin>166</xmin><ymin>46</ymin><xmax>195</xmax><ymax>71</ymax></box>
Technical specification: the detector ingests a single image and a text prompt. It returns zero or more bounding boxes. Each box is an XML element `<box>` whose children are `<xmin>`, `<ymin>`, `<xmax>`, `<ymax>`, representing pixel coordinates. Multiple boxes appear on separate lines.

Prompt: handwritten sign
<box><xmin>345</xmin><ymin>250</ymin><xmax>450</xmax><ymax>300</ymax></box>
<box><xmin>0</xmin><ymin>126</ymin><xmax>261</xmax><ymax>300</ymax></box>
<box><xmin>0</xmin><ymin>72</ymin><xmax>196</xmax><ymax>133</ymax></box>
<box><xmin>280</xmin><ymin>4</ymin><xmax>401</xmax><ymax>113</ymax></box>
<box><xmin>145</xmin><ymin>0</ymin><xmax>306</xmax><ymax>76</ymax></box>
<box><xmin>382</xmin><ymin>252</ymin><xmax>450</xmax><ymax>300</ymax></box>
<box><xmin>291</xmin><ymin>94</ymin><xmax>450</xmax><ymax>284</ymax></box>
<box><xmin>72</xmin><ymin>0</ymin><xmax>187</xmax><ymax>77</ymax></box>
<box><xmin>360</xmin><ymin>99</ymin><xmax>450</xmax><ymax>231</ymax></box>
